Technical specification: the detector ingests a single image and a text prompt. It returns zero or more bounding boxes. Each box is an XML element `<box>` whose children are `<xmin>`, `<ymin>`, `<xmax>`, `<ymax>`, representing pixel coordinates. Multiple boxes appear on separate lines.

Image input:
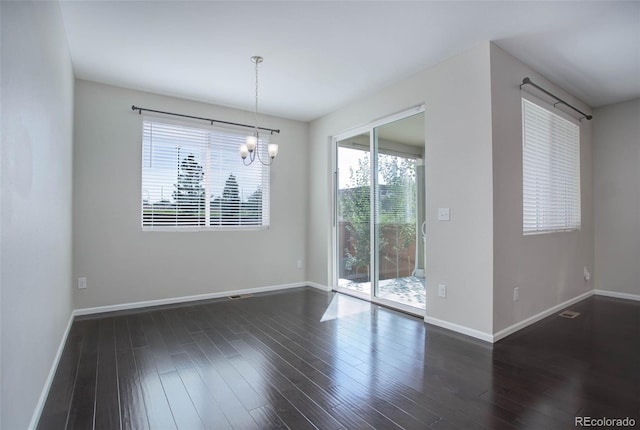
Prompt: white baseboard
<box><xmin>30</xmin><ymin>281</ymin><xmax>331</xmax><ymax>427</ymax></box>
<box><xmin>424</xmin><ymin>290</ymin><xmax>596</xmax><ymax>344</ymax></box>
<box><xmin>423</xmin><ymin>315</ymin><xmax>494</xmax><ymax>343</ymax></box>
<box><xmin>594</xmin><ymin>289</ymin><xmax>640</xmax><ymax>302</ymax></box>
<box><xmin>306</xmin><ymin>282</ymin><xmax>332</xmax><ymax>292</ymax></box>
<box><xmin>28</xmin><ymin>312</ymin><xmax>75</xmax><ymax>430</ymax></box>
<box><xmin>73</xmin><ymin>282</ymin><xmax>313</xmax><ymax>316</ymax></box>
<box><xmin>492</xmin><ymin>290</ymin><xmax>594</xmax><ymax>343</ymax></box>
<box><xmin>31</xmin><ymin>283</ymin><xmax>635</xmax><ymax>427</ymax></box>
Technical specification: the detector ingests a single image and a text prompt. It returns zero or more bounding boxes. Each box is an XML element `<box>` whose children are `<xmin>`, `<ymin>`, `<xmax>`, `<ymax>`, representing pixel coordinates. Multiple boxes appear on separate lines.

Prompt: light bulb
<box><xmin>268</xmin><ymin>143</ymin><xmax>279</xmax><ymax>159</ymax></box>
<box><xmin>239</xmin><ymin>143</ymin><xmax>249</xmax><ymax>159</ymax></box>
<box><xmin>246</xmin><ymin>135</ymin><xmax>257</xmax><ymax>152</ymax></box>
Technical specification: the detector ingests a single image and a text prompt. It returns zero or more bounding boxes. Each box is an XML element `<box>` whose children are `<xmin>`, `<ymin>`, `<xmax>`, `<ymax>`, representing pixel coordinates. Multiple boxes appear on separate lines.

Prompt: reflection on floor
<box><xmin>320</xmin><ymin>293</ymin><xmax>373</xmax><ymax>322</ymax></box>
<box><xmin>338</xmin><ymin>276</ymin><xmax>426</xmax><ymax>310</ymax></box>
<box><xmin>37</xmin><ymin>288</ymin><xmax>640</xmax><ymax>429</ymax></box>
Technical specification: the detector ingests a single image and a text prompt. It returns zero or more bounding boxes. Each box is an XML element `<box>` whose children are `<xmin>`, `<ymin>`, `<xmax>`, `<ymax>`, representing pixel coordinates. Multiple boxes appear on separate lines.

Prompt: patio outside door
<box><xmin>335</xmin><ymin>108</ymin><xmax>425</xmax><ymax>315</ymax></box>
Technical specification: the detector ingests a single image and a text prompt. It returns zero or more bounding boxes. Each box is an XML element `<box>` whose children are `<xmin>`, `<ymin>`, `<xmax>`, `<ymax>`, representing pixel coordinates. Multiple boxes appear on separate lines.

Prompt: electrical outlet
<box><xmin>513</xmin><ymin>287</ymin><xmax>519</xmax><ymax>302</ymax></box>
<box><xmin>438</xmin><ymin>284</ymin><xmax>447</xmax><ymax>298</ymax></box>
<box><xmin>583</xmin><ymin>266</ymin><xmax>590</xmax><ymax>281</ymax></box>
<box><xmin>296</xmin><ymin>259</ymin><xmax>303</xmax><ymax>269</ymax></box>
<box><xmin>78</xmin><ymin>277</ymin><xmax>87</xmax><ymax>289</ymax></box>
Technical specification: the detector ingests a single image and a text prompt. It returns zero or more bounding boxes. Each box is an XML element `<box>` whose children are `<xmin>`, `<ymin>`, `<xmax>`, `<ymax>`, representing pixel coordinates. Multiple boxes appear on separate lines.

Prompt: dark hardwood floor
<box><xmin>37</xmin><ymin>288</ymin><xmax>639</xmax><ymax>429</ymax></box>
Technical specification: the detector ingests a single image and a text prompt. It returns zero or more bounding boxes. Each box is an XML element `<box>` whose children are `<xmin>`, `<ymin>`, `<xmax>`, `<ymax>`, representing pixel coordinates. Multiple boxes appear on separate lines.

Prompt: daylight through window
<box><xmin>522</xmin><ymin>97</ymin><xmax>580</xmax><ymax>234</ymax></box>
<box><xmin>141</xmin><ymin>118</ymin><xmax>270</xmax><ymax>230</ymax></box>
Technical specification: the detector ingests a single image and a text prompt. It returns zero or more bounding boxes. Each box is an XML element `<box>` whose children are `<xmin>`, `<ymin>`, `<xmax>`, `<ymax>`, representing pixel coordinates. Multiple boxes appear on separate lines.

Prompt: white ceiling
<box><xmin>59</xmin><ymin>1</ymin><xmax>640</xmax><ymax>122</ymax></box>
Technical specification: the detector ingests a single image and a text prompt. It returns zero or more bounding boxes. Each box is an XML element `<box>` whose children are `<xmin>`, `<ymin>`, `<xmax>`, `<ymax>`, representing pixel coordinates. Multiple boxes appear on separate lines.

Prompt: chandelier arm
<box><xmin>253</xmin><ymin>136</ymin><xmax>274</xmax><ymax>166</ymax></box>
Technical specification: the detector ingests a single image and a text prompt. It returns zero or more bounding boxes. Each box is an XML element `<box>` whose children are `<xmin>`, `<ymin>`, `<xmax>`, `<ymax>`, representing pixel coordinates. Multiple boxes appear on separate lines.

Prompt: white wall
<box><xmin>1</xmin><ymin>2</ymin><xmax>75</xmax><ymax>428</ymax></box>
<box><xmin>73</xmin><ymin>80</ymin><xmax>308</xmax><ymax>309</ymax></box>
<box><xmin>309</xmin><ymin>43</ymin><xmax>495</xmax><ymax>336</ymax></box>
<box><xmin>490</xmin><ymin>44</ymin><xmax>594</xmax><ymax>334</ymax></box>
<box><xmin>593</xmin><ymin>98</ymin><xmax>640</xmax><ymax>298</ymax></box>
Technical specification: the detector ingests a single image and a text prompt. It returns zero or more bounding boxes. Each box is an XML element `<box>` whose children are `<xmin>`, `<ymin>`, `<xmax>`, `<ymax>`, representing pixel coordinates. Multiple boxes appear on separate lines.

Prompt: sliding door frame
<box><xmin>332</xmin><ymin>105</ymin><xmax>426</xmax><ymax>317</ymax></box>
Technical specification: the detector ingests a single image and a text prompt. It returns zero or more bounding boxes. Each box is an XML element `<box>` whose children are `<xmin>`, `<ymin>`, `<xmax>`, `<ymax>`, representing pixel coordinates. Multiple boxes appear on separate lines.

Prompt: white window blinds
<box><xmin>522</xmin><ymin>97</ymin><xmax>580</xmax><ymax>234</ymax></box>
<box><xmin>141</xmin><ymin>118</ymin><xmax>270</xmax><ymax>230</ymax></box>
<box><xmin>376</xmin><ymin>153</ymin><xmax>417</xmax><ymax>225</ymax></box>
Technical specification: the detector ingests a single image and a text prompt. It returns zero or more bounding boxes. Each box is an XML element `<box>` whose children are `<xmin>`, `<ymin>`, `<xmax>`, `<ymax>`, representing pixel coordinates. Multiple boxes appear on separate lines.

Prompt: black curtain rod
<box><xmin>131</xmin><ymin>105</ymin><xmax>281</xmax><ymax>134</ymax></box>
<box><xmin>520</xmin><ymin>77</ymin><xmax>592</xmax><ymax>121</ymax></box>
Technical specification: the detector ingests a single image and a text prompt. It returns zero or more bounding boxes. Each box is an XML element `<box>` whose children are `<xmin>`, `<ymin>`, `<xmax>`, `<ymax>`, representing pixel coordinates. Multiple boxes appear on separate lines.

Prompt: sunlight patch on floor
<box><xmin>320</xmin><ymin>293</ymin><xmax>372</xmax><ymax>322</ymax></box>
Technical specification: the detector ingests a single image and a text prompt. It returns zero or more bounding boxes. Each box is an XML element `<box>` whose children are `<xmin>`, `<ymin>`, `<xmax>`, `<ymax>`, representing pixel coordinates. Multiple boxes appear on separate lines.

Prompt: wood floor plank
<box><xmin>159</xmin><ymin>370</ymin><xmax>206</xmax><ymax>430</ymax></box>
<box><xmin>133</xmin><ymin>347</ymin><xmax>177</xmax><ymax>429</ymax></box>
<box><xmin>194</xmin><ymin>331</ymin><xmax>266</xmax><ymax>410</ymax></box>
<box><xmin>186</xmin><ymin>306</ymin><xmax>215</xmax><ymax>332</ymax></box>
<box><xmin>249</xmin><ymin>405</ymin><xmax>289</xmax><ymax>430</ymax></box>
<box><xmin>38</xmin><ymin>290</ymin><xmax>640</xmax><ymax>430</ymax></box>
<box><xmin>171</xmin><ymin>352</ymin><xmax>234</xmax><ymax>430</ymax></box>
<box><xmin>236</xmin><ymin>322</ymin><xmax>436</xmax><ymax>429</ymax></box>
<box><xmin>151</xmin><ymin>310</ymin><xmax>184</xmax><ymax>355</ymax></box>
<box><xmin>38</xmin><ymin>321</ymin><xmax>88</xmax><ymax>430</ymax></box>
<box><xmin>241</xmin><ymin>321</ymin><xmax>338</xmax><ymax>391</ymax></box>
<box><xmin>174</xmin><ymin>306</ymin><xmax>202</xmax><ymax>334</ymax></box>
<box><xmin>325</xmin><ymin>385</ymin><xmax>404</xmax><ymax>430</ymax></box>
<box><xmin>235</xmin><ymin>294</ymin><xmax>510</xmax><ymax>429</ymax></box>
<box><xmin>138</xmin><ymin>312</ymin><xmax>175</xmax><ymax>374</ymax></box>
<box><xmin>94</xmin><ymin>318</ymin><xmax>121</xmax><ymax>430</ymax></box>
<box><xmin>66</xmin><ymin>319</ymin><xmax>100</xmax><ymax>430</ymax></box>
<box><xmin>216</xmin><ymin>324</ymin><xmax>241</xmax><ymax>342</ymax></box>
<box><xmin>37</xmin><ymin>321</ymin><xmax>87</xmax><ymax>430</ymax></box>
<box><xmin>228</xmin><ymin>354</ymin><xmax>317</xmax><ymax>430</ymax></box>
<box><xmin>162</xmin><ymin>308</ymin><xmax>195</xmax><ymax>345</ymax></box>
<box><xmin>182</xmin><ymin>342</ymin><xmax>260</xmax><ymax>430</ymax></box>
<box><xmin>114</xmin><ymin>317</ymin><xmax>150</xmax><ymax>430</ymax></box>
<box><xmin>234</xmin><ymin>299</ymin><xmax>451</xmax><ymax>426</ymax></box>
<box><xmin>203</xmin><ymin>327</ymin><xmax>239</xmax><ymax>358</ymax></box>
<box><xmin>232</xmin><ymin>334</ymin><xmax>346</xmax><ymax>430</ymax></box>
<box><xmin>126</xmin><ymin>314</ymin><xmax>147</xmax><ymax>349</ymax></box>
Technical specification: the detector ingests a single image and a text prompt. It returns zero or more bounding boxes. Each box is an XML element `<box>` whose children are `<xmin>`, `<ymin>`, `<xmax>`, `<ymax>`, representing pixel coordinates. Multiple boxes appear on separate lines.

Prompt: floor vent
<box><xmin>559</xmin><ymin>310</ymin><xmax>580</xmax><ymax>319</ymax></box>
<box><xmin>228</xmin><ymin>294</ymin><xmax>254</xmax><ymax>300</ymax></box>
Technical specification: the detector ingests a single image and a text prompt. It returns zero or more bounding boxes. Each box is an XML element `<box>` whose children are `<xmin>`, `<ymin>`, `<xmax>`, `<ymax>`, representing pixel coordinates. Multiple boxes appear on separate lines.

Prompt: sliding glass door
<box><xmin>335</xmin><ymin>108</ymin><xmax>426</xmax><ymax>315</ymax></box>
<box><xmin>336</xmin><ymin>133</ymin><xmax>372</xmax><ymax>297</ymax></box>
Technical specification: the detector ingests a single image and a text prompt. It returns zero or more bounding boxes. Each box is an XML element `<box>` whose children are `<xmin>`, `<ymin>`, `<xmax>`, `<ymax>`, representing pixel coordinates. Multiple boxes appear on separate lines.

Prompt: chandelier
<box><xmin>240</xmin><ymin>56</ymin><xmax>279</xmax><ymax>165</ymax></box>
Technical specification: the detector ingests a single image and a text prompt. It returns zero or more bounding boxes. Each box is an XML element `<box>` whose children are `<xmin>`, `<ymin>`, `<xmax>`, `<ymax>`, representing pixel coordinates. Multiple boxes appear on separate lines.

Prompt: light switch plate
<box><xmin>438</xmin><ymin>208</ymin><xmax>450</xmax><ymax>221</ymax></box>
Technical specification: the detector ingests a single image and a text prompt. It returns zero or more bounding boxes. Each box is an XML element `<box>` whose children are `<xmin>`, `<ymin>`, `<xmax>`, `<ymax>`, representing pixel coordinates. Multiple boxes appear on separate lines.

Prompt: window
<box><xmin>141</xmin><ymin>118</ymin><xmax>270</xmax><ymax>230</ymax></box>
<box><xmin>522</xmin><ymin>97</ymin><xmax>580</xmax><ymax>234</ymax></box>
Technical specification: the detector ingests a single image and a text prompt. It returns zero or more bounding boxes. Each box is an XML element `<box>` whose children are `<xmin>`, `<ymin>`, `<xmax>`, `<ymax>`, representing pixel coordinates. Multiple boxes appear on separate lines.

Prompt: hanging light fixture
<box><xmin>240</xmin><ymin>56</ymin><xmax>279</xmax><ymax>165</ymax></box>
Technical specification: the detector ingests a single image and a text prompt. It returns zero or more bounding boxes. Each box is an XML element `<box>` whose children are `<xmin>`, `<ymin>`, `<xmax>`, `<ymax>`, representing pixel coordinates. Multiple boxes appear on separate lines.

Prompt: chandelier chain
<box><xmin>254</xmin><ymin>59</ymin><xmax>259</xmax><ymax>135</ymax></box>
